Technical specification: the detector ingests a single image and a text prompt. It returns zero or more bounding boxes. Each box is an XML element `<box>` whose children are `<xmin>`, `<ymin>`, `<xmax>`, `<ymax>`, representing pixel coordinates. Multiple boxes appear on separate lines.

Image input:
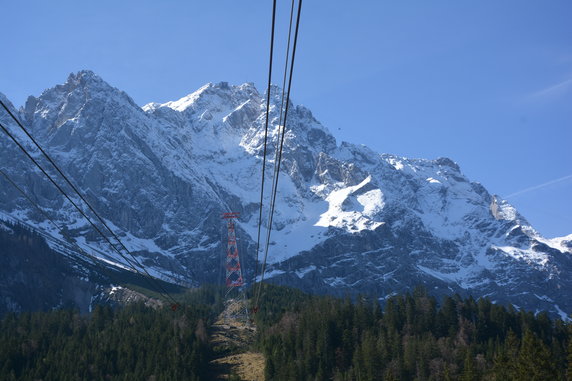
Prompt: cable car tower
<box><xmin>222</xmin><ymin>212</ymin><xmax>249</xmax><ymax>322</ymax></box>
<box><xmin>223</xmin><ymin>212</ymin><xmax>244</xmax><ymax>290</ymax></box>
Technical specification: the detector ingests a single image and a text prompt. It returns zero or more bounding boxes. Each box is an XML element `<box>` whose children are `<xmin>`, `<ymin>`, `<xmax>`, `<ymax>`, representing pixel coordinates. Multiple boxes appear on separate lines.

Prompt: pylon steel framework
<box><xmin>221</xmin><ymin>212</ymin><xmax>249</xmax><ymax>324</ymax></box>
<box><xmin>223</xmin><ymin>212</ymin><xmax>244</xmax><ymax>289</ymax></box>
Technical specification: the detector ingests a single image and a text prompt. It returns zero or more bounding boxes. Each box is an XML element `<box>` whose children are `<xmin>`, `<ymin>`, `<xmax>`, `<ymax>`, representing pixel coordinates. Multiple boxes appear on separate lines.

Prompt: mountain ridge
<box><xmin>0</xmin><ymin>70</ymin><xmax>571</xmax><ymax>318</ymax></box>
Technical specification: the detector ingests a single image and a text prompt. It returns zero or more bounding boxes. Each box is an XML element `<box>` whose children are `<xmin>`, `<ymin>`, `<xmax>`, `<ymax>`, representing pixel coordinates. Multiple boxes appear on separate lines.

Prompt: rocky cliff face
<box><xmin>1</xmin><ymin>71</ymin><xmax>570</xmax><ymax>317</ymax></box>
<box><xmin>0</xmin><ymin>219</ymin><xmax>103</xmax><ymax>314</ymax></box>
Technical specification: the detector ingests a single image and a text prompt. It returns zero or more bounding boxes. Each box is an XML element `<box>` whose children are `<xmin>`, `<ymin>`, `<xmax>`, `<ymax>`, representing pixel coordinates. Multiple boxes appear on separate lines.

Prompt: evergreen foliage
<box><xmin>1</xmin><ymin>278</ymin><xmax>571</xmax><ymax>380</ymax></box>
<box><xmin>0</xmin><ymin>286</ymin><xmax>223</xmax><ymax>381</ymax></box>
<box><xmin>255</xmin><ymin>285</ymin><xmax>571</xmax><ymax>380</ymax></box>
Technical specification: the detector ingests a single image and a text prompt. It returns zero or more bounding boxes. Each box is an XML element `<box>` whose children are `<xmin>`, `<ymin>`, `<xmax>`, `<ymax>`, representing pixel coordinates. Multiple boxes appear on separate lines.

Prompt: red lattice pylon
<box><xmin>222</xmin><ymin>212</ymin><xmax>244</xmax><ymax>288</ymax></box>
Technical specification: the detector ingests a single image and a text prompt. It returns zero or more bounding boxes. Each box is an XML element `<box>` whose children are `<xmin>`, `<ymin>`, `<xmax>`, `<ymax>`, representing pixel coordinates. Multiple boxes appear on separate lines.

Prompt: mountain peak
<box><xmin>434</xmin><ymin>157</ymin><xmax>461</xmax><ymax>172</ymax></box>
<box><xmin>27</xmin><ymin>70</ymin><xmax>137</xmax><ymax>116</ymax></box>
<box><xmin>20</xmin><ymin>70</ymin><xmax>140</xmax><ymax>143</ymax></box>
<box><xmin>53</xmin><ymin>70</ymin><xmax>115</xmax><ymax>95</ymax></box>
<box><xmin>68</xmin><ymin>69</ymin><xmax>100</xmax><ymax>82</ymax></box>
<box><xmin>148</xmin><ymin>81</ymin><xmax>261</xmax><ymax>113</ymax></box>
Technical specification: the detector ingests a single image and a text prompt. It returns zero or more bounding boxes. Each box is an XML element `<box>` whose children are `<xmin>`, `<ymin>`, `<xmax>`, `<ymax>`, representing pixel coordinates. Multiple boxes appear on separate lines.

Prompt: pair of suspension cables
<box><xmin>253</xmin><ymin>0</ymin><xmax>303</xmax><ymax>311</ymax></box>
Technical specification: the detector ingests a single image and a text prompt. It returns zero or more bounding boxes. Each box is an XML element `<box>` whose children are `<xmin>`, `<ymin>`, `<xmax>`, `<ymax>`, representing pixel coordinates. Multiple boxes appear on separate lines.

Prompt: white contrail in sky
<box><xmin>528</xmin><ymin>77</ymin><xmax>572</xmax><ymax>101</ymax></box>
<box><xmin>505</xmin><ymin>174</ymin><xmax>572</xmax><ymax>199</ymax></box>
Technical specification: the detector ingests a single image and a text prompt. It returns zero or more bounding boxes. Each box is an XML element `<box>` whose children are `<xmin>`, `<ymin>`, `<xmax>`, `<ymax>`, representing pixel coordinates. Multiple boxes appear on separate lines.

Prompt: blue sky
<box><xmin>1</xmin><ymin>1</ymin><xmax>571</xmax><ymax>237</ymax></box>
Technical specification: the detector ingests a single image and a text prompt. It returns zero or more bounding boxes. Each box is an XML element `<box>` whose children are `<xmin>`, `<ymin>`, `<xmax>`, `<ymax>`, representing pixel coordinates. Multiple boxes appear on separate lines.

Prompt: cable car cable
<box><xmin>0</xmin><ymin>168</ymin><xmax>141</xmax><ymax>291</ymax></box>
<box><xmin>255</xmin><ymin>0</ymin><xmax>303</xmax><ymax>309</ymax></box>
<box><xmin>0</xmin><ymin>100</ymin><xmax>178</xmax><ymax>306</ymax></box>
<box><xmin>253</xmin><ymin>0</ymin><xmax>278</xmax><ymax>285</ymax></box>
<box><xmin>0</xmin><ymin>118</ymin><xmax>179</xmax><ymax>307</ymax></box>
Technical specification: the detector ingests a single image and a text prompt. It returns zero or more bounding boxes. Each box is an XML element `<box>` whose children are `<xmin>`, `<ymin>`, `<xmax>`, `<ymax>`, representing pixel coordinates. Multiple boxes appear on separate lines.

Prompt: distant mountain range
<box><xmin>1</xmin><ymin>70</ymin><xmax>570</xmax><ymax>318</ymax></box>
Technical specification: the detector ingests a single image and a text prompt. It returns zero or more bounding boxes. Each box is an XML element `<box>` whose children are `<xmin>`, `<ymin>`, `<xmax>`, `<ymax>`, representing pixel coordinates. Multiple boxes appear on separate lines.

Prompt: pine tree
<box><xmin>567</xmin><ymin>328</ymin><xmax>572</xmax><ymax>381</ymax></box>
<box><xmin>492</xmin><ymin>329</ymin><xmax>518</xmax><ymax>380</ymax></box>
<box><xmin>461</xmin><ymin>349</ymin><xmax>477</xmax><ymax>381</ymax></box>
<box><xmin>516</xmin><ymin>330</ymin><xmax>557</xmax><ymax>381</ymax></box>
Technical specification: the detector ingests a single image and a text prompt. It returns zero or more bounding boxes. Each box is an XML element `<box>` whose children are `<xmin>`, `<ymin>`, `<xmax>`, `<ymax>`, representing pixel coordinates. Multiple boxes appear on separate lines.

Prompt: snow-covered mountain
<box><xmin>1</xmin><ymin>71</ymin><xmax>571</xmax><ymax>318</ymax></box>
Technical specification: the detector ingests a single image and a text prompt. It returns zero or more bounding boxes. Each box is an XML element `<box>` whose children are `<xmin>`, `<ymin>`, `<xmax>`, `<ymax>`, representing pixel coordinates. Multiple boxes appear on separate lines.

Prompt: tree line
<box><xmin>1</xmin><ymin>279</ymin><xmax>571</xmax><ymax>380</ymax></box>
<box><xmin>0</xmin><ymin>286</ymin><xmax>223</xmax><ymax>381</ymax></box>
<box><xmin>254</xmin><ymin>285</ymin><xmax>572</xmax><ymax>380</ymax></box>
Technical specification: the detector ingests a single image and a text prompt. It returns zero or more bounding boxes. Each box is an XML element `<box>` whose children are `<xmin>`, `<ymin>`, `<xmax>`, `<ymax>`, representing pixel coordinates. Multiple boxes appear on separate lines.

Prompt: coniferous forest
<box><xmin>0</xmin><ymin>284</ymin><xmax>571</xmax><ymax>380</ymax></box>
<box><xmin>254</xmin><ymin>285</ymin><xmax>572</xmax><ymax>381</ymax></box>
<box><xmin>0</xmin><ymin>287</ymin><xmax>222</xmax><ymax>381</ymax></box>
